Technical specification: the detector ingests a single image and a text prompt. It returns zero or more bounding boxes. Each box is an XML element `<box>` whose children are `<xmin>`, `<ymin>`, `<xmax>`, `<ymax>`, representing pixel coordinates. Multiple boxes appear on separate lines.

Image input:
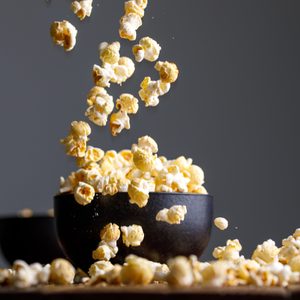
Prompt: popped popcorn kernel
<box><xmin>77</xmin><ymin>146</ymin><xmax>104</xmax><ymax>167</ymax></box>
<box><xmin>214</xmin><ymin>217</ymin><xmax>229</xmax><ymax>231</ymax></box>
<box><xmin>135</xmin><ymin>0</ymin><xmax>148</xmax><ymax>9</ymax></box>
<box><xmin>112</xmin><ymin>57</ymin><xmax>135</xmax><ymax>85</ymax></box>
<box><xmin>119</xmin><ymin>13</ymin><xmax>142</xmax><ymax>41</ymax></box>
<box><xmin>155</xmin><ymin>61</ymin><xmax>179</xmax><ymax>83</ymax></box>
<box><xmin>49</xmin><ymin>259</ymin><xmax>75</xmax><ymax>285</ymax></box>
<box><xmin>121</xmin><ymin>224</ymin><xmax>144</xmax><ymax>247</ymax></box>
<box><xmin>156</xmin><ymin>205</ymin><xmax>187</xmax><ymax>224</ymax></box>
<box><xmin>100</xmin><ymin>223</ymin><xmax>121</xmax><ymax>243</ymax></box>
<box><xmin>50</xmin><ymin>20</ymin><xmax>77</xmax><ymax>51</ymax></box>
<box><xmin>124</xmin><ymin>1</ymin><xmax>145</xmax><ymax>18</ymax></box>
<box><xmin>132</xmin><ymin>37</ymin><xmax>161</xmax><ymax>62</ymax></box>
<box><xmin>252</xmin><ymin>240</ymin><xmax>279</xmax><ymax>265</ymax></box>
<box><xmin>167</xmin><ymin>256</ymin><xmax>193</xmax><ymax>286</ymax></box>
<box><xmin>213</xmin><ymin>239</ymin><xmax>243</xmax><ymax>262</ymax></box>
<box><xmin>99</xmin><ymin>41</ymin><xmax>120</xmax><ymax>65</ymax></box>
<box><xmin>289</xmin><ymin>255</ymin><xmax>300</xmax><ymax>272</ymax></box>
<box><xmin>74</xmin><ymin>182</ymin><xmax>95</xmax><ymax>206</ymax></box>
<box><xmin>88</xmin><ymin>261</ymin><xmax>114</xmax><ymax>278</ymax></box>
<box><xmin>92</xmin><ymin>241</ymin><xmax>118</xmax><ymax>261</ymax></box>
<box><xmin>92</xmin><ymin>64</ymin><xmax>114</xmax><ymax>88</ymax></box>
<box><xmin>85</xmin><ymin>86</ymin><xmax>114</xmax><ymax>126</ymax></box>
<box><xmin>139</xmin><ymin>77</ymin><xmax>170</xmax><ymax>107</ymax></box>
<box><xmin>71</xmin><ymin>0</ymin><xmax>93</xmax><ymax>20</ymax></box>
<box><xmin>128</xmin><ymin>178</ymin><xmax>150</xmax><ymax>208</ymax></box>
<box><xmin>137</xmin><ymin>135</ymin><xmax>158</xmax><ymax>153</ymax></box>
<box><xmin>110</xmin><ymin>110</ymin><xmax>130</xmax><ymax>136</ymax></box>
<box><xmin>132</xmin><ymin>147</ymin><xmax>156</xmax><ymax>172</ymax></box>
<box><xmin>116</xmin><ymin>93</ymin><xmax>139</xmax><ymax>114</ymax></box>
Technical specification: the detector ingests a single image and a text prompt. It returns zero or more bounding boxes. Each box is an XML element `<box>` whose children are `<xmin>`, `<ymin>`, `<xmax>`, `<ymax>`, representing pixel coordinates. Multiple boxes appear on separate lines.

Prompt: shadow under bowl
<box><xmin>55</xmin><ymin>192</ymin><xmax>213</xmax><ymax>272</ymax></box>
<box><xmin>0</xmin><ymin>215</ymin><xmax>65</xmax><ymax>265</ymax></box>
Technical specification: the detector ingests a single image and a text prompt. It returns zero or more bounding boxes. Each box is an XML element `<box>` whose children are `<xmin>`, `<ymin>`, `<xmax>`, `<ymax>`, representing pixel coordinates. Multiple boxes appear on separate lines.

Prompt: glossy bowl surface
<box><xmin>54</xmin><ymin>192</ymin><xmax>213</xmax><ymax>271</ymax></box>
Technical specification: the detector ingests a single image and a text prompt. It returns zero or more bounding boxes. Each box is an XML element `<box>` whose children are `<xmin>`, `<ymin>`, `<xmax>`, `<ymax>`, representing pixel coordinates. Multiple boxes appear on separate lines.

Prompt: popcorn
<box><xmin>214</xmin><ymin>217</ymin><xmax>229</xmax><ymax>231</ymax></box>
<box><xmin>74</xmin><ymin>182</ymin><xmax>95</xmax><ymax>206</ymax></box>
<box><xmin>49</xmin><ymin>259</ymin><xmax>75</xmax><ymax>285</ymax></box>
<box><xmin>0</xmin><ymin>268</ymin><xmax>13</xmax><ymax>286</ymax></box>
<box><xmin>124</xmin><ymin>1</ymin><xmax>145</xmax><ymax>17</ymax></box>
<box><xmin>88</xmin><ymin>261</ymin><xmax>114</xmax><ymax>278</ymax></box>
<box><xmin>132</xmin><ymin>37</ymin><xmax>161</xmax><ymax>62</ymax></box>
<box><xmin>121</xmin><ymin>225</ymin><xmax>144</xmax><ymax>247</ymax></box>
<box><xmin>116</xmin><ymin>94</ymin><xmax>139</xmax><ymax>114</ymax></box>
<box><xmin>71</xmin><ymin>0</ymin><xmax>93</xmax><ymax>20</ymax></box>
<box><xmin>155</xmin><ymin>61</ymin><xmax>179</xmax><ymax>83</ymax></box>
<box><xmin>85</xmin><ymin>86</ymin><xmax>114</xmax><ymax>126</ymax></box>
<box><xmin>110</xmin><ymin>110</ymin><xmax>130</xmax><ymax>136</ymax></box>
<box><xmin>112</xmin><ymin>57</ymin><xmax>135</xmax><ymax>85</ymax></box>
<box><xmin>50</xmin><ymin>20</ymin><xmax>77</xmax><ymax>51</ymax></box>
<box><xmin>128</xmin><ymin>178</ymin><xmax>151</xmax><ymax>208</ymax></box>
<box><xmin>213</xmin><ymin>239</ymin><xmax>243</xmax><ymax>262</ymax></box>
<box><xmin>60</xmin><ymin>121</ymin><xmax>91</xmax><ymax>157</ymax></box>
<box><xmin>136</xmin><ymin>135</ymin><xmax>158</xmax><ymax>153</ymax></box>
<box><xmin>139</xmin><ymin>77</ymin><xmax>171</xmax><ymax>107</ymax></box>
<box><xmin>279</xmin><ymin>234</ymin><xmax>300</xmax><ymax>264</ymax></box>
<box><xmin>18</xmin><ymin>208</ymin><xmax>33</xmax><ymax>218</ymax></box>
<box><xmin>99</xmin><ymin>42</ymin><xmax>120</xmax><ymax>65</ymax></box>
<box><xmin>92</xmin><ymin>64</ymin><xmax>115</xmax><ymax>88</ymax></box>
<box><xmin>132</xmin><ymin>147</ymin><xmax>156</xmax><ymax>172</ymax></box>
<box><xmin>156</xmin><ymin>205</ymin><xmax>187</xmax><ymax>224</ymax></box>
<box><xmin>77</xmin><ymin>146</ymin><xmax>104</xmax><ymax>167</ymax></box>
<box><xmin>100</xmin><ymin>223</ymin><xmax>121</xmax><ymax>243</ymax></box>
<box><xmin>289</xmin><ymin>255</ymin><xmax>300</xmax><ymax>272</ymax></box>
<box><xmin>252</xmin><ymin>239</ymin><xmax>279</xmax><ymax>265</ymax></box>
<box><xmin>167</xmin><ymin>256</ymin><xmax>194</xmax><ymax>286</ymax></box>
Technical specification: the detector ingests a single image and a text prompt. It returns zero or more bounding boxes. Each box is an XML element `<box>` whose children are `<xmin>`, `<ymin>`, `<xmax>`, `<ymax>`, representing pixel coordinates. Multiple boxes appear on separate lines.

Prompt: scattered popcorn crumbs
<box><xmin>50</xmin><ymin>20</ymin><xmax>77</xmax><ymax>51</ymax></box>
<box><xmin>18</xmin><ymin>208</ymin><xmax>33</xmax><ymax>218</ymax></box>
<box><xmin>71</xmin><ymin>0</ymin><xmax>93</xmax><ymax>20</ymax></box>
<box><xmin>155</xmin><ymin>61</ymin><xmax>179</xmax><ymax>83</ymax></box>
<box><xmin>121</xmin><ymin>224</ymin><xmax>144</xmax><ymax>247</ymax></box>
<box><xmin>119</xmin><ymin>0</ymin><xmax>148</xmax><ymax>41</ymax></box>
<box><xmin>49</xmin><ymin>259</ymin><xmax>75</xmax><ymax>285</ymax></box>
<box><xmin>214</xmin><ymin>217</ymin><xmax>229</xmax><ymax>231</ymax></box>
<box><xmin>156</xmin><ymin>205</ymin><xmax>187</xmax><ymax>225</ymax></box>
<box><xmin>132</xmin><ymin>37</ymin><xmax>161</xmax><ymax>62</ymax></box>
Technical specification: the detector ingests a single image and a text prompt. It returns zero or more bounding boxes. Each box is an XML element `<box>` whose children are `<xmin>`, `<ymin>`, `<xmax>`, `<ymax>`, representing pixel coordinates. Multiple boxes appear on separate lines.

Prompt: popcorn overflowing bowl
<box><xmin>54</xmin><ymin>192</ymin><xmax>213</xmax><ymax>272</ymax></box>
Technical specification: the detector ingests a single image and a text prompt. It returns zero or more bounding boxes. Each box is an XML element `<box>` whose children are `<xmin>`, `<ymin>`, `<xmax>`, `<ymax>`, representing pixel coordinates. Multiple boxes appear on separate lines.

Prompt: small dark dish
<box><xmin>55</xmin><ymin>192</ymin><xmax>213</xmax><ymax>272</ymax></box>
<box><xmin>0</xmin><ymin>215</ymin><xmax>65</xmax><ymax>265</ymax></box>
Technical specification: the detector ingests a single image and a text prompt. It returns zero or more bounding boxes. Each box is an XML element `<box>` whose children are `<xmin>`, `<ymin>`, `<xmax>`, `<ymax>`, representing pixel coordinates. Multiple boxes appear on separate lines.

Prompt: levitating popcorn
<box><xmin>128</xmin><ymin>178</ymin><xmax>152</xmax><ymax>208</ymax></box>
<box><xmin>49</xmin><ymin>259</ymin><xmax>75</xmax><ymax>285</ymax></box>
<box><xmin>252</xmin><ymin>240</ymin><xmax>279</xmax><ymax>265</ymax></box>
<box><xmin>132</xmin><ymin>37</ymin><xmax>161</xmax><ymax>62</ymax></box>
<box><xmin>100</xmin><ymin>223</ymin><xmax>121</xmax><ymax>243</ymax></box>
<box><xmin>85</xmin><ymin>86</ymin><xmax>114</xmax><ymax>126</ymax></box>
<box><xmin>156</xmin><ymin>205</ymin><xmax>187</xmax><ymax>225</ymax></box>
<box><xmin>213</xmin><ymin>239</ymin><xmax>243</xmax><ymax>262</ymax></box>
<box><xmin>155</xmin><ymin>61</ymin><xmax>179</xmax><ymax>83</ymax></box>
<box><xmin>60</xmin><ymin>121</ymin><xmax>91</xmax><ymax>157</ymax></box>
<box><xmin>167</xmin><ymin>257</ymin><xmax>194</xmax><ymax>287</ymax></box>
<box><xmin>77</xmin><ymin>146</ymin><xmax>104</xmax><ymax>167</ymax></box>
<box><xmin>71</xmin><ymin>0</ymin><xmax>93</xmax><ymax>20</ymax></box>
<box><xmin>214</xmin><ymin>217</ymin><xmax>229</xmax><ymax>231</ymax></box>
<box><xmin>139</xmin><ymin>77</ymin><xmax>171</xmax><ymax>107</ymax></box>
<box><xmin>112</xmin><ymin>57</ymin><xmax>135</xmax><ymax>85</ymax></box>
<box><xmin>92</xmin><ymin>64</ymin><xmax>115</xmax><ymax>88</ymax></box>
<box><xmin>110</xmin><ymin>111</ymin><xmax>130</xmax><ymax>136</ymax></box>
<box><xmin>116</xmin><ymin>94</ymin><xmax>139</xmax><ymax>114</ymax></box>
<box><xmin>99</xmin><ymin>42</ymin><xmax>120</xmax><ymax>65</ymax></box>
<box><xmin>121</xmin><ymin>225</ymin><xmax>144</xmax><ymax>247</ymax></box>
<box><xmin>124</xmin><ymin>1</ymin><xmax>145</xmax><ymax>17</ymax></box>
<box><xmin>50</xmin><ymin>20</ymin><xmax>77</xmax><ymax>51</ymax></box>
<box><xmin>74</xmin><ymin>181</ymin><xmax>95</xmax><ymax>206</ymax></box>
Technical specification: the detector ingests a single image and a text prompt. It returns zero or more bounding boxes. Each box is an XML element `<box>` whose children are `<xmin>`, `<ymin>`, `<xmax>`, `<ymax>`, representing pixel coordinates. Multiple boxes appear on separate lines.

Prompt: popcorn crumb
<box><xmin>214</xmin><ymin>217</ymin><xmax>229</xmax><ymax>231</ymax></box>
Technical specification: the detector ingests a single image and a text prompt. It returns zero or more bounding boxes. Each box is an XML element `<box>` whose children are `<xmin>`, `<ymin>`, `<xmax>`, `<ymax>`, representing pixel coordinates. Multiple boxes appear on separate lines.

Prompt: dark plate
<box><xmin>55</xmin><ymin>192</ymin><xmax>213</xmax><ymax>272</ymax></box>
<box><xmin>0</xmin><ymin>215</ymin><xmax>65</xmax><ymax>265</ymax></box>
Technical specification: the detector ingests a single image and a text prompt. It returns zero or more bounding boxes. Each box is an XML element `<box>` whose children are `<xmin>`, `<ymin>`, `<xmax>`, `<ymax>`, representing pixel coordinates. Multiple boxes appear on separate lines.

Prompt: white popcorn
<box><xmin>88</xmin><ymin>261</ymin><xmax>114</xmax><ymax>278</ymax></box>
<box><xmin>252</xmin><ymin>239</ymin><xmax>279</xmax><ymax>265</ymax></box>
<box><xmin>119</xmin><ymin>13</ymin><xmax>142</xmax><ymax>41</ymax></box>
<box><xmin>74</xmin><ymin>181</ymin><xmax>95</xmax><ymax>206</ymax></box>
<box><xmin>110</xmin><ymin>110</ymin><xmax>130</xmax><ymax>136</ymax></box>
<box><xmin>213</xmin><ymin>239</ymin><xmax>243</xmax><ymax>262</ymax></box>
<box><xmin>71</xmin><ymin>0</ymin><xmax>93</xmax><ymax>20</ymax></box>
<box><xmin>214</xmin><ymin>217</ymin><xmax>229</xmax><ymax>231</ymax></box>
<box><xmin>121</xmin><ymin>225</ymin><xmax>144</xmax><ymax>247</ymax></box>
<box><xmin>156</xmin><ymin>205</ymin><xmax>187</xmax><ymax>224</ymax></box>
<box><xmin>128</xmin><ymin>178</ymin><xmax>151</xmax><ymax>208</ymax></box>
<box><xmin>92</xmin><ymin>64</ymin><xmax>115</xmax><ymax>88</ymax></box>
<box><xmin>132</xmin><ymin>37</ymin><xmax>161</xmax><ymax>62</ymax></box>
<box><xmin>92</xmin><ymin>240</ymin><xmax>118</xmax><ymax>261</ymax></box>
<box><xmin>112</xmin><ymin>57</ymin><xmax>135</xmax><ymax>85</ymax></box>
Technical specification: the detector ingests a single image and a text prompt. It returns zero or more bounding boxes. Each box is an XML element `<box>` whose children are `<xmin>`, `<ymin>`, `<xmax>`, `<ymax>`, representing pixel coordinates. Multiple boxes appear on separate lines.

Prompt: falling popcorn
<box><xmin>71</xmin><ymin>0</ymin><xmax>93</xmax><ymax>20</ymax></box>
<box><xmin>132</xmin><ymin>37</ymin><xmax>161</xmax><ymax>62</ymax></box>
<box><xmin>156</xmin><ymin>205</ymin><xmax>187</xmax><ymax>224</ymax></box>
<box><xmin>214</xmin><ymin>217</ymin><xmax>229</xmax><ymax>231</ymax></box>
<box><xmin>121</xmin><ymin>225</ymin><xmax>144</xmax><ymax>247</ymax></box>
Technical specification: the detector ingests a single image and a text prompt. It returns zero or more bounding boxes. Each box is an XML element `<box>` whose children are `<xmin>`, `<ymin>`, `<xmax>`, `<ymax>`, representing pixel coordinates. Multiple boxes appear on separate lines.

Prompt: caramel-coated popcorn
<box><xmin>155</xmin><ymin>61</ymin><xmax>179</xmax><ymax>83</ymax></box>
<box><xmin>156</xmin><ymin>205</ymin><xmax>187</xmax><ymax>224</ymax></box>
<box><xmin>71</xmin><ymin>0</ymin><xmax>93</xmax><ymax>20</ymax></box>
<box><xmin>132</xmin><ymin>37</ymin><xmax>161</xmax><ymax>62</ymax></box>
<box><xmin>50</xmin><ymin>20</ymin><xmax>77</xmax><ymax>51</ymax></box>
<box><xmin>121</xmin><ymin>224</ymin><xmax>144</xmax><ymax>247</ymax></box>
<box><xmin>49</xmin><ymin>259</ymin><xmax>75</xmax><ymax>285</ymax></box>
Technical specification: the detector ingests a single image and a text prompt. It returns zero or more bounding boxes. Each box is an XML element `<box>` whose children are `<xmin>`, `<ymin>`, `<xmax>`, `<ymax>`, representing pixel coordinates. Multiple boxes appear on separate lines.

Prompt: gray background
<box><xmin>0</xmin><ymin>0</ymin><xmax>299</xmax><ymax>266</ymax></box>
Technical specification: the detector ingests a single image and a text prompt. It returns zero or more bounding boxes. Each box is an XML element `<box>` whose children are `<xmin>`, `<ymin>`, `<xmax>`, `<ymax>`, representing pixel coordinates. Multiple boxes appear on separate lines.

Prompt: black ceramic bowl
<box><xmin>0</xmin><ymin>215</ymin><xmax>65</xmax><ymax>265</ymax></box>
<box><xmin>55</xmin><ymin>192</ymin><xmax>213</xmax><ymax>271</ymax></box>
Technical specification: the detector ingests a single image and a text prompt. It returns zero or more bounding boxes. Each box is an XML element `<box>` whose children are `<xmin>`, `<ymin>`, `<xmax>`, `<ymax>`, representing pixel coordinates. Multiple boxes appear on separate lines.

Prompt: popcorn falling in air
<box><xmin>156</xmin><ymin>205</ymin><xmax>187</xmax><ymax>224</ymax></box>
<box><xmin>214</xmin><ymin>217</ymin><xmax>229</xmax><ymax>231</ymax></box>
<box><xmin>132</xmin><ymin>37</ymin><xmax>161</xmax><ymax>62</ymax></box>
<box><xmin>71</xmin><ymin>0</ymin><xmax>93</xmax><ymax>20</ymax></box>
<box><xmin>121</xmin><ymin>224</ymin><xmax>144</xmax><ymax>247</ymax></box>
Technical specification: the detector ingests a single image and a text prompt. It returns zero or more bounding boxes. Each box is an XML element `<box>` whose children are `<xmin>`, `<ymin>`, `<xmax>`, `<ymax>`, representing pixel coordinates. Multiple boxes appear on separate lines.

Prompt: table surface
<box><xmin>1</xmin><ymin>285</ymin><xmax>300</xmax><ymax>300</ymax></box>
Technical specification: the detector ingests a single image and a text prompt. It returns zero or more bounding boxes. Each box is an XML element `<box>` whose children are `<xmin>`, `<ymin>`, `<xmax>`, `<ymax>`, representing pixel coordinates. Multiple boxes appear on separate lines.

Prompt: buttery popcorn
<box><xmin>74</xmin><ymin>181</ymin><xmax>95</xmax><ymax>206</ymax></box>
<box><xmin>167</xmin><ymin>256</ymin><xmax>194</xmax><ymax>286</ymax></box>
<box><xmin>71</xmin><ymin>0</ymin><xmax>93</xmax><ymax>20</ymax></box>
<box><xmin>121</xmin><ymin>224</ymin><xmax>144</xmax><ymax>247</ymax></box>
<box><xmin>99</xmin><ymin>42</ymin><xmax>120</xmax><ymax>65</ymax></box>
<box><xmin>110</xmin><ymin>110</ymin><xmax>130</xmax><ymax>136</ymax></box>
<box><xmin>112</xmin><ymin>57</ymin><xmax>135</xmax><ymax>85</ymax></box>
<box><xmin>213</xmin><ymin>239</ymin><xmax>243</xmax><ymax>262</ymax></box>
<box><xmin>77</xmin><ymin>146</ymin><xmax>105</xmax><ymax>167</ymax></box>
<box><xmin>50</xmin><ymin>20</ymin><xmax>77</xmax><ymax>51</ymax></box>
<box><xmin>88</xmin><ymin>261</ymin><xmax>114</xmax><ymax>278</ymax></box>
<box><xmin>127</xmin><ymin>178</ymin><xmax>152</xmax><ymax>208</ymax></box>
<box><xmin>156</xmin><ymin>205</ymin><xmax>187</xmax><ymax>224</ymax></box>
<box><xmin>18</xmin><ymin>208</ymin><xmax>33</xmax><ymax>218</ymax></box>
<box><xmin>155</xmin><ymin>61</ymin><xmax>179</xmax><ymax>83</ymax></box>
<box><xmin>116</xmin><ymin>93</ymin><xmax>139</xmax><ymax>114</ymax></box>
<box><xmin>252</xmin><ymin>239</ymin><xmax>279</xmax><ymax>265</ymax></box>
<box><xmin>214</xmin><ymin>217</ymin><xmax>229</xmax><ymax>231</ymax></box>
<box><xmin>132</xmin><ymin>37</ymin><xmax>161</xmax><ymax>62</ymax></box>
<box><xmin>49</xmin><ymin>259</ymin><xmax>75</xmax><ymax>285</ymax></box>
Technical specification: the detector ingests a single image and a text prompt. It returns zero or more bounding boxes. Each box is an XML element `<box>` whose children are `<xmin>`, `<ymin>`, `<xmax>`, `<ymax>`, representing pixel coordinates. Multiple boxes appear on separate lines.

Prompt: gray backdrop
<box><xmin>0</xmin><ymin>0</ymin><xmax>299</xmax><ymax>266</ymax></box>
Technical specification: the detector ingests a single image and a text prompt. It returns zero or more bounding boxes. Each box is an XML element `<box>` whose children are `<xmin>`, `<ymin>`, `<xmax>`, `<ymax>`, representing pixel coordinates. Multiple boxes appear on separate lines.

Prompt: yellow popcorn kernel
<box><xmin>99</xmin><ymin>41</ymin><xmax>120</xmax><ymax>65</ymax></box>
<box><xmin>104</xmin><ymin>264</ymin><xmax>122</xmax><ymax>285</ymax></box>
<box><xmin>71</xmin><ymin>0</ymin><xmax>93</xmax><ymax>20</ymax></box>
<box><xmin>155</xmin><ymin>61</ymin><xmax>179</xmax><ymax>83</ymax></box>
<box><xmin>167</xmin><ymin>256</ymin><xmax>194</xmax><ymax>287</ymax></box>
<box><xmin>213</xmin><ymin>239</ymin><xmax>242</xmax><ymax>262</ymax></box>
<box><xmin>92</xmin><ymin>241</ymin><xmax>118</xmax><ymax>261</ymax></box>
<box><xmin>137</xmin><ymin>135</ymin><xmax>158</xmax><ymax>153</ymax></box>
<box><xmin>74</xmin><ymin>182</ymin><xmax>95</xmax><ymax>206</ymax></box>
<box><xmin>110</xmin><ymin>111</ymin><xmax>130</xmax><ymax>136</ymax></box>
<box><xmin>132</xmin><ymin>147</ymin><xmax>156</xmax><ymax>172</ymax></box>
<box><xmin>124</xmin><ymin>1</ymin><xmax>145</xmax><ymax>17</ymax></box>
<box><xmin>121</xmin><ymin>256</ymin><xmax>154</xmax><ymax>285</ymax></box>
<box><xmin>119</xmin><ymin>13</ymin><xmax>142</xmax><ymax>41</ymax></box>
<box><xmin>121</xmin><ymin>224</ymin><xmax>144</xmax><ymax>247</ymax></box>
<box><xmin>133</xmin><ymin>37</ymin><xmax>161</xmax><ymax>62</ymax></box>
<box><xmin>214</xmin><ymin>217</ymin><xmax>229</xmax><ymax>231</ymax></box>
<box><xmin>50</xmin><ymin>20</ymin><xmax>77</xmax><ymax>51</ymax></box>
<box><xmin>128</xmin><ymin>178</ymin><xmax>150</xmax><ymax>208</ymax></box>
<box><xmin>289</xmin><ymin>255</ymin><xmax>300</xmax><ymax>272</ymax></box>
<box><xmin>100</xmin><ymin>223</ymin><xmax>121</xmax><ymax>243</ymax></box>
<box><xmin>173</xmin><ymin>156</ymin><xmax>193</xmax><ymax>172</ymax></box>
<box><xmin>156</xmin><ymin>205</ymin><xmax>187</xmax><ymax>225</ymax></box>
<box><xmin>76</xmin><ymin>146</ymin><xmax>104</xmax><ymax>167</ymax></box>
<box><xmin>139</xmin><ymin>77</ymin><xmax>171</xmax><ymax>107</ymax></box>
<box><xmin>116</xmin><ymin>94</ymin><xmax>139</xmax><ymax>114</ymax></box>
<box><xmin>112</xmin><ymin>57</ymin><xmax>135</xmax><ymax>85</ymax></box>
<box><xmin>49</xmin><ymin>259</ymin><xmax>75</xmax><ymax>285</ymax></box>
<box><xmin>252</xmin><ymin>239</ymin><xmax>279</xmax><ymax>265</ymax></box>
<box><xmin>88</xmin><ymin>261</ymin><xmax>114</xmax><ymax>278</ymax></box>
<box><xmin>92</xmin><ymin>64</ymin><xmax>114</xmax><ymax>88</ymax></box>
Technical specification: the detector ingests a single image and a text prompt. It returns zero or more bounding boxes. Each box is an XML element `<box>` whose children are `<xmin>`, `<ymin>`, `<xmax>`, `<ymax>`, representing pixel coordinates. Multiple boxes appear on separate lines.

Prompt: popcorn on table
<box><xmin>49</xmin><ymin>258</ymin><xmax>75</xmax><ymax>285</ymax></box>
<box><xmin>71</xmin><ymin>0</ymin><xmax>93</xmax><ymax>20</ymax></box>
<box><xmin>156</xmin><ymin>205</ymin><xmax>187</xmax><ymax>224</ymax></box>
<box><xmin>132</xmin><ymin>37</ymin><xmax>161</xmax><ymax>62</ymax></box>
<box><xmin>214</xmin><ymin>217</ymin><xmax>229</xmax><ymax>231</ymax></box>
<box><xmin>121</xmin><ymin>224</ymin><xmax>144</xmax><ymax>247</ymax></box>
<box><xmin>50</xmin><ymin>20</ymin><xmax>77</xmax><ymax>51</ymax></box>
